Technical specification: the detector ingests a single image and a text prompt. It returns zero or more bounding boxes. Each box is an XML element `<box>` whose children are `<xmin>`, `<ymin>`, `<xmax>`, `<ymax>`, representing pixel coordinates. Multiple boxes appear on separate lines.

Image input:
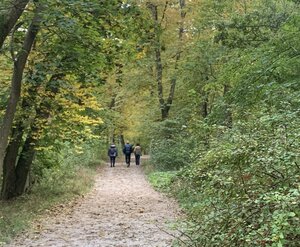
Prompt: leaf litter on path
<box><xmin>6</xmin><ymin>163</ymin><xmax>182</xmax><ymax>247</ymax></box>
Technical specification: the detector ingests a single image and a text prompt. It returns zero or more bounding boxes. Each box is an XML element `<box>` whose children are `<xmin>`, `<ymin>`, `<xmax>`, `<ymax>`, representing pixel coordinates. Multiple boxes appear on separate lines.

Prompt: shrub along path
<box><xmin>6</xmin><ymin>160</ymin><xmax>181</xmax><ymax>247</ymax></box>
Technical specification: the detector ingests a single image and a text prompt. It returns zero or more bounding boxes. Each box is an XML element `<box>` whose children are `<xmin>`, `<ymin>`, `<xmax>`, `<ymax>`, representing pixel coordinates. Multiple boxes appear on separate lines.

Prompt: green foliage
<box><xmin>145</xmin><ymin>0</ymin><xmax>300</xmax><ymax>246</ymax></box>
<box><xmin>148</xmin><ymin>171</ymin><xmax>177</xmax><ymax>192</ymax></box>
<box><xmin>0</xmin><ymin>0</ymin><xmax>148</xmax><ymax>199</ymax></box>
<box><xmin>149</xmin><ymin>119</ymin><xmax>195</xmax><ymax>171</ymax></box>
<box><xmin>32</xmin><ymin>140</ymin><xmax>101</xmax><ymax>187</ymax></box>
<box><xmin>0</xmin><ymin>164</ymin><xmax>96</xmax><ymax>244</ymax></box>
<box><xmin>0</xmin><ymin>0</ymin><xmax>299</xmax><ymax>245</ymax></box>
<box><xmin>0</xmin><ymin>139</ymin><xmax>99</xmax><ymax>243</ymax></box>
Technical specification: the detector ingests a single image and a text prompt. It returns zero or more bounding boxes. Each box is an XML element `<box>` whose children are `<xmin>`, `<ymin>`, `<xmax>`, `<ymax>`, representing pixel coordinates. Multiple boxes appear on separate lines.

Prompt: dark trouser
<box><xmin>135</xmin><ymin>154</ymin><xmax>141</xmax><ymax>165</ymax></box>
<box><xmin>110</xmin><ymin>156</ymin><xmax>116</xmax><ymax>167</ymax></box>
<box><xmin>125</xmin><ymin>154</ymin><xmax>131</xmax><ymax>166</ymax></box>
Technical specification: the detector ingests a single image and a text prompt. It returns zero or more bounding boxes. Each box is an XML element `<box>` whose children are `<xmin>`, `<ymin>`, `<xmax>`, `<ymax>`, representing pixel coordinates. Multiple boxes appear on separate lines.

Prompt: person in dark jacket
<box><xmin>108</xmin><ymin>144</ymin><xmax>118</xmax><ymax>167</ymax></box>
<box><xmin>123</xmin><ymin>141</ymin><xmax>133</xmax><ymax>167</ymax></box>
<box><xmin>133</xmin><ymin>143</ymin><xmax>142</xmax><ymax>165</ymax></box>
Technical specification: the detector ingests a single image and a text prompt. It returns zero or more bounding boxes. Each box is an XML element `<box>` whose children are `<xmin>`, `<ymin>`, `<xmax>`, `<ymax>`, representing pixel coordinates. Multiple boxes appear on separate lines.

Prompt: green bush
<box><xmin>0</xmin><ymin>166</ymin><xmax>96</xmax><ymax>244</ymax></box>
<box><xmin>149</xmin><ymin>119</ymin><xmax>196</xmax><ymax>171</ymax></box>
<box><xmin>148</xmin><ymin>171</ymin><xmax>178</xmax><ymax>192</ymax></box>
<box><xmin>170</xmin><ymin>117</ymin><xmax>300</xmax><ymax>246</ymax></box>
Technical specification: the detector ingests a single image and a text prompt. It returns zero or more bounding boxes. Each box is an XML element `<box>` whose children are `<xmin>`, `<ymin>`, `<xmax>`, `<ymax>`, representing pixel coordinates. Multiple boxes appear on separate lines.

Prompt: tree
<box><xmin>0</xmin><ymin>0</ymin><xmax>149</xmax><ymax>199</ymax></box>
<box><xmin>146</xmin><ymin>0</ymin><xmax>187</xmax><ymax>120</ymax></box>
<box><xmin>0</xmin><ymin>2</ymin><xmax>42</xmax><ymax>182</ymax></box>
<box><xmin>0</xmin><ymin>0</ymin><xmax>30</xmax><ymax>49</ymax></box>
<box><xmin>150</xmin><ymin>0</ymin><xmax>300</xmax><ymax>245</ymax></box>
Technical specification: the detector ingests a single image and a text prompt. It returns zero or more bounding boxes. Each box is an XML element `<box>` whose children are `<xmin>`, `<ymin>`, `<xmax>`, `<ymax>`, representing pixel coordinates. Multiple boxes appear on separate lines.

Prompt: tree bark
<box><xmin>201</xmin><ymin>94</ymin><xmax>209</xmax><ymax>119</ymax></box>
<box><xmin>14</xmin><ymin>127</ymin><xmax>37</xmax><ymax>196</ymax></box>
<box><xmin>164</xmin><ymin>0</ymin><xmax>186</xmax><ymax>119</ymax></box>
<box><xmin>0</xmin><ymin>5</ymin><xmax>42</xmax><ymax>181</ymax></box>
<box><xmin>13</xmin><ymin>74</ymin><xmax>62</xmax><ymax>197</ymax></box>
<box><xmin>147</xmin><ymin>1</ymin><xmax>186</xmax><ymax>121</ymax></box>
<box><xmin>0</xmin><ymin>0</ymin><xmax>30</xmax><ymax>49</ymax></box>
<box><xmin>0</xmin><ymin>126</ymin><xmax>23</xmax><ymax>199</ymax></box>
<box><xmin>147</xmin><ymin>3</ymin><xmax>166</xmax><ymax>120</ymax></box>
<box><xmin>1</xmin><ymin>70</ymin><xmax>43</xmax><ymax>199</ymax></box>
<box><xmin>120</xmin><ymin>134</ymin><xmax>125</xmax><ymax>147</ymax></box>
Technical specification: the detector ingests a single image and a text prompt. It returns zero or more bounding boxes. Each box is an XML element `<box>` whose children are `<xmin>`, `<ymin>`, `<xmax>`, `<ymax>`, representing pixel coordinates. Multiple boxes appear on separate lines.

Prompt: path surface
<box><xmin>7</xmin><ymin>161</ymin><xmax>181</xmax><ymax>247</ymax></box>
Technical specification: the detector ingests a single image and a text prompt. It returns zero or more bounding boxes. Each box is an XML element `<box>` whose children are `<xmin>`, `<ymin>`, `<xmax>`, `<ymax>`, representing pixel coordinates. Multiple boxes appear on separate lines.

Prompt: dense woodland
<box><xmin>0</xmin><ymin>0</ymin><xmax>299</xmax><ymax>246</ymax></box>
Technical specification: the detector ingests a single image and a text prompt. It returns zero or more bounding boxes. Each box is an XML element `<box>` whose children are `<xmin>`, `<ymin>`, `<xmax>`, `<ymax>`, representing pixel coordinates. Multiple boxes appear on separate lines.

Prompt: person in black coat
<box><xmin>108</xmin><ymin>144</ymin><xmax>118</xmax><ymax>167</ymax></box>
<box><xmin>123</xmin><ymin>141</ymin><xmax>133</xmax><ymax>167</ymax></box>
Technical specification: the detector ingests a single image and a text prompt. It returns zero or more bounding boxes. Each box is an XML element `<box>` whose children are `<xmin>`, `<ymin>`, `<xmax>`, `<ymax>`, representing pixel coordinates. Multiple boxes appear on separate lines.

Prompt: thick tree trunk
<box><xmin>15</xmin><ymin>129</ymin><xmax>37</xmax><ymax>196</ymax></box>
<box><xmin>147</xmin><ymin>3</ymin><xmax>166</xmax><ymax>120</ymax></box>
<box><xmin>1</xmin><ymin>72</ymin><xmax>42</xmax><ymax>199</ymax></box>
<box><xmin>164</xmin><ymin>0</ymin><xmax>186</xmax><ymax>119</ymax></box>
<box><xmin>0</xmin><ymin>6</ymin><xmax>42</xmax><ymax>181</ymax></box>
<box><xmin>147</xmin><ymin>1</ymin><xmax>185</xmax><ymax>121</ymax></box>
<box><xmin>0</xmin><ymin>0</ymin><xmax>29</xmax><ymax>49</ymax></box>
<box><xmin>2</xmin><ymin>117</ymin><xmax>38</xmax><ymax>199</ymax></box>
<box><xmin>0</xmin><ymin>126</ymin><xmax>23</xmax><ymax>199</ymax></box>
<box><xmin>120</xmin><ymin>135</ymin><xmax>125</xmax><ymax>147</ymax></box>
<box><xmin>12</xmin><ymin>74</ymin><xmax>62</xmax><ymax>197</ymax></box>
<box><xmin>1</xmin><ymin>74</ymin><xmax>60</xmax><ymax>199</ymax></box>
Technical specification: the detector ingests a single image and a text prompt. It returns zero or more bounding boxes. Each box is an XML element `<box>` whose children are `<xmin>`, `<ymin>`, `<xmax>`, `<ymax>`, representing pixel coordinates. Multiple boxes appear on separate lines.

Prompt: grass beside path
<box><xmin>143</xmin><ymin>159</ymin><xmax>178</xmax><ymax>193</ymax></box>
<box><xmin>0</xmin><ymin>165</ymin><xmax>98</xmax><ymax>245</ymax></box>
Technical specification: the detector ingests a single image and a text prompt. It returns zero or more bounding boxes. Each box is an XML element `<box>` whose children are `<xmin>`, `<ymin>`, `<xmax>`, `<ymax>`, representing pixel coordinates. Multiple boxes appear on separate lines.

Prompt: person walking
<box><xmin>123</xmin><ymin>141</ymin><xmax>133</xmax><ymax>167</ymax></box>
<box><xmin>108</xmin><ymin>144</ymin><xmax>118</xmax><ymax>167</ymax></box>
<box><xmin>133</xmin><ymin>143</ymin><xmax>142</xmax><ymax>165</ymax></box>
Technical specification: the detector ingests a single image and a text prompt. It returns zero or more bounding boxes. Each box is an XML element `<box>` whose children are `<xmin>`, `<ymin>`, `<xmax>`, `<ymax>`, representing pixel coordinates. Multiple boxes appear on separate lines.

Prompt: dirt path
<box><xmin>7</xmin><ymin>161</ymin><xmax>181</xmax><ymax>247</ymax></box>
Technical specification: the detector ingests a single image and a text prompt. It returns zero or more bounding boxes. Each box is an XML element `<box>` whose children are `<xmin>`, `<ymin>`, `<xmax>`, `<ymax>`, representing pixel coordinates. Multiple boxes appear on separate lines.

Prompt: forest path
<box><xmin>7</xmin><ymin>159</ymin><xmax>181</xmax><ymax>247</ymax></box>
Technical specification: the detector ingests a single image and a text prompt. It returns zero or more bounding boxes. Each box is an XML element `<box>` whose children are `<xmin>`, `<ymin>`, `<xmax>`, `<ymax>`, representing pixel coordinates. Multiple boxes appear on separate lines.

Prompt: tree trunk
<box><xmin>120</xmin><ymin>135</ymin><xmax>125</xmax><ymax>147</ymax></box>
<box><xmin>0</xmin><ymin>5</ymin><xmax>42</xmax><ymax>180</ymax></box>
<box><xmin>0</xmin><ymin>0</ymin><xmax>29</xmax><ymax>49</ymax></box>
<box><xmin>146</xmin><ymin>3</ymin><xmax>165</xmax><ymax>120</ymax></box>
<box><xmin>1</xmin><ymin>70</ymin><xmax>43</xmax><ymax>199</ymax></box>
<box><xmin>223</xmin><ymin>84</ymin><xmax>232</xmax><ymax>128</ymax></box>
<box><xmin>13</xmin><ymin>73</ymin><xmax>63</xmax><ymax>197</ymax></box>
<box><xmin>147</xmin><ymin>1</ymin><xmax>185</xmax><ymax>121</ymax></box>
<box><xmin>0</xmin><ymin>126</ymin><xmax>23</xmax><ymax>199</ymax></box>
<box><xmin>201</xmin><ymin>95</ymin><xmax>209</xmax><ymax>119</ymax></box>
<box><xmin>1</xmin><ymin>72</ymin><xmax>62</xmax><ymax>199</ymax></box>
<box><xmin>164</xmin><ymin>0</ymin><xmax>186</xmax><ymax>119</ymax></box>
<box><xmin>15</xmin><ymin>129</ymin><xmax>37</xmax><ymax>196</ymax></box>
<box><xmin>115</xmin><ymin>63</ymin><xmax>123</xmax><ymax>85</ymax></box>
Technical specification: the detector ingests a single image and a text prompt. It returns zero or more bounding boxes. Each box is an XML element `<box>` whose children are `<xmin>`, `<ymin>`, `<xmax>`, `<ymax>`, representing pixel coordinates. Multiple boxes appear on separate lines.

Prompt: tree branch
<box><xmin>0</xmin><ymin>0</ymin><xmax>30</xmax><ymax>49</ymax></box>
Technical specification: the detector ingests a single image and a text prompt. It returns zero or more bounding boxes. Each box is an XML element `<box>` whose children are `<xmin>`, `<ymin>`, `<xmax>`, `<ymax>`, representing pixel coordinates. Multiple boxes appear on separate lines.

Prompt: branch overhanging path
<box><xmin>7</xmin><ymin>159</ymin><xmax>181</xmax><ymax>246</ymax></box>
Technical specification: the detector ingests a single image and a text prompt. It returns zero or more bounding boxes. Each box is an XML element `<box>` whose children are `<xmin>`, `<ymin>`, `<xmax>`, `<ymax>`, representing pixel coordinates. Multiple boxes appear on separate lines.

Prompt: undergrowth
<box><xmin>0</xmin><ymin>165</ymin><xmax>97</xmax><ymax>245</ymax></box>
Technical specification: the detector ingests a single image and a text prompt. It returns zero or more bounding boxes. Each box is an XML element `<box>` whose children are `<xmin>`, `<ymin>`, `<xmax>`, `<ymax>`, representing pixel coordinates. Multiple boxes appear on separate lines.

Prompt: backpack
<box><xmin>124</xmin><ymin>144</ymin><xmax>132</xmax><ymax>154</ymax></box>
<box><xmin>109</xmin><ymin>147</ymin><xmax>117</xmax><ymax>157</ymax></box>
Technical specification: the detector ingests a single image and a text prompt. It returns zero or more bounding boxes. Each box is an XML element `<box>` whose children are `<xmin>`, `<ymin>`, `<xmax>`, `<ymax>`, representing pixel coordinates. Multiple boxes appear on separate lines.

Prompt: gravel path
<box><xmin>7</xmin><ymin>161</ymin><xmax>181</xmax><ymax>247</ymax></box>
